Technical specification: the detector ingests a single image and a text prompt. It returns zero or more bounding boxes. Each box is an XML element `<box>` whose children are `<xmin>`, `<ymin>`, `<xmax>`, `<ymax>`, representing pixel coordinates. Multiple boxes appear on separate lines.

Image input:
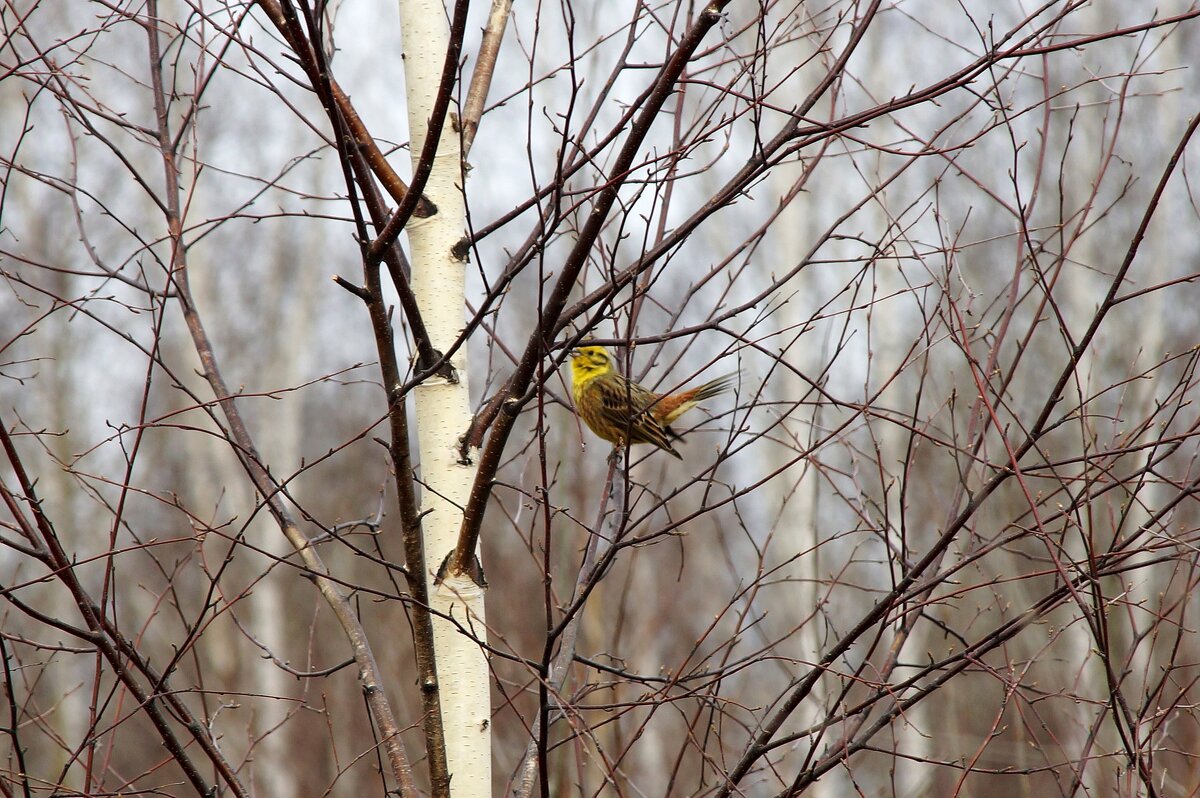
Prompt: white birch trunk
<box><xmin>249</xmin><ymin>230</ymin><xmax>318</xmax><ymax>798</ymax></box>
<box><xmin>396</xmin><ymin>0</ymin><xmax>491</xmax><ymax>793</ymax></box>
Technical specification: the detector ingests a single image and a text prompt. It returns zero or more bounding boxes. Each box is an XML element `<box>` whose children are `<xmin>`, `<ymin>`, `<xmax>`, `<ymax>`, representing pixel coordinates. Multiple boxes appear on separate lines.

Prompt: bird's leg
<box><xmin>607</xmin><ymin>445</ymin><xmax>624</xmax><ymax>466</ymax></box>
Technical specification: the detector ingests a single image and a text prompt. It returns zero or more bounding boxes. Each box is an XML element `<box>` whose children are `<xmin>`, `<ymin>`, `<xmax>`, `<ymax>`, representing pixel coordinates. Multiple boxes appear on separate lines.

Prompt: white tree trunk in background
<box><xmin>769</xmin><ymin>203</ymin><xmax>840</xmax><ymax>798</ymax></box>
<box><xmin>250</xmin><ymin>228</ymin><xmax>320</xmax><ymax>798</ymax></box>
<box><xmin>397</xmin><ymin>0</ymin><xmax>491</xmax><ymax>793</ymax></box>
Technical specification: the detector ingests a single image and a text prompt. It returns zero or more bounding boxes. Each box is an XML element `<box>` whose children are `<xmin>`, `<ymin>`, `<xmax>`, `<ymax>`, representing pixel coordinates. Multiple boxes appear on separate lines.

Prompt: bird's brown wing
<box><xmin>596</xmin><ymin>387</ymin><xmax>680</xmax><ymax>457</ymax></box>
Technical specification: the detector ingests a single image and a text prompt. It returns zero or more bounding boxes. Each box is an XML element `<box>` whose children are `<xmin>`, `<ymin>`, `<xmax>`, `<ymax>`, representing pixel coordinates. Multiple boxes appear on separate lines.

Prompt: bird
<box><xmin>569</xmin><ymin>344</ymin><xmax>736</xmax><ymax>459</ymax></box>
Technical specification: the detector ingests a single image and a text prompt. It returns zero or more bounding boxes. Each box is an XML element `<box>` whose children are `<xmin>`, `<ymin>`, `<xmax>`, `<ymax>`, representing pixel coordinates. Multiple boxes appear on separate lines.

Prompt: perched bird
<box><xmin>569</xmin><ymin>344</ymin><xmax>736</xmax><ymax>459</ymax></box>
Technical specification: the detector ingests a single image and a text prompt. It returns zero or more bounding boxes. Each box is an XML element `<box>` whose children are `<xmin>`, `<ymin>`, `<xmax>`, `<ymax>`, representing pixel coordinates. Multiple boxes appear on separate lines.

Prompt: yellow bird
<box><xmin>569</xmin><ymin>344</ymin><xmax>736</xmax><ymax>459</ymax></box>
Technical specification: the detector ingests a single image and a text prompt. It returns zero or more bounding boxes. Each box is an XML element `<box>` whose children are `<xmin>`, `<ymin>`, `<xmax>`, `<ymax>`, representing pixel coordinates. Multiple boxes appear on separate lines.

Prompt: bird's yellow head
<box><xmin>570</xmin><ymin>345</ymin><xmax>615</xmax><ymax>384</ymax></box>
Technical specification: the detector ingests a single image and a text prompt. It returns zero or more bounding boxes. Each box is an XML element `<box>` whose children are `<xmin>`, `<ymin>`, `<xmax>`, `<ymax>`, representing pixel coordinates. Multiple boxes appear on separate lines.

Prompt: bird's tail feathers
<box><xmin>691</xmin><ymin>371</ymin><xmax>740</xmax><ymax>402</ymax></box>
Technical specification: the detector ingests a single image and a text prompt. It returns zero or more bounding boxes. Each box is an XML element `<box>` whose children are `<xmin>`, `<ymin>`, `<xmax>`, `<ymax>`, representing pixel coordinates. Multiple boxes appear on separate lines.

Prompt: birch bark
<box><xmin>397</xmin><ymin>0</ymin><xmax>491</xmax><ymax>792</ymax></box>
